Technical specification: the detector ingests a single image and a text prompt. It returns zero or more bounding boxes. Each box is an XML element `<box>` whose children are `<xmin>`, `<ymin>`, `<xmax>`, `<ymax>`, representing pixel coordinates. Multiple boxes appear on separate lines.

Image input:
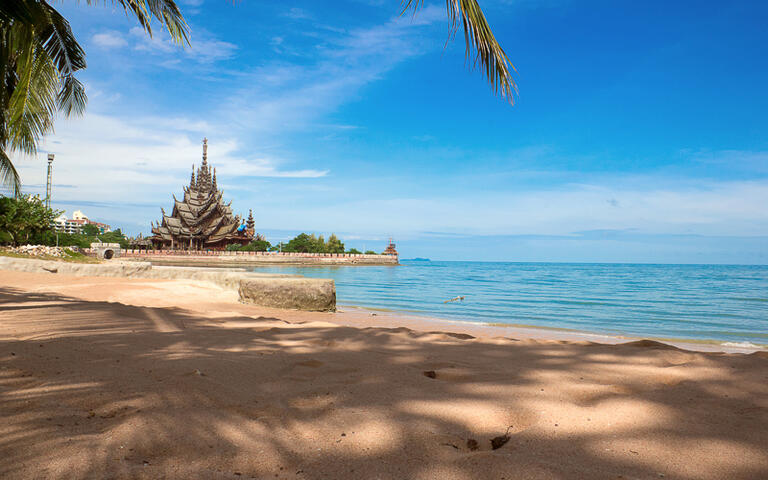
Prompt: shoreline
<box><xmin>333</xmin><ymin>305</ymin><xmax>767</xmax><ymax>355</ymax></box>
<box><xmin>2</xmin><ymin>265</ymin><xmax>763</xmax><ymax>354</ymax></box>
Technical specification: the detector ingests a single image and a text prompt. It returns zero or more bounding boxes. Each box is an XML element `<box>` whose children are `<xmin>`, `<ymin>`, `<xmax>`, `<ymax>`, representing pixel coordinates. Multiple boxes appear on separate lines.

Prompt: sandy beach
<box><xmin>1</xmin><ymin>271</ymin><xmax>767</xmax><ymax>479</ymax></box>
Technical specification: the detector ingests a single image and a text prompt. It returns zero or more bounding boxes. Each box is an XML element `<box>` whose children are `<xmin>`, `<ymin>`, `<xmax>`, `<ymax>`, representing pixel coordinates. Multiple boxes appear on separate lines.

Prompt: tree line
<box><xmin>0</xmin><ymin>194</ymin><xmax>127</xmax><ymax>247</ymax></box>
<box><xmin>227</xmin><ymin>232</ymin><xmax>379</xmax><ymax>255</ymax></box>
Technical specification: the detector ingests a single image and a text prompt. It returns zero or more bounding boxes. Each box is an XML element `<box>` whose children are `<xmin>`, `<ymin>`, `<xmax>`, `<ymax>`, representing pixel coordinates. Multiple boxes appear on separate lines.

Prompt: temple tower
<box><xmin>150</xmin><ymin>138</ymin><xmax>251</xmax><ymax>250</ymax></box>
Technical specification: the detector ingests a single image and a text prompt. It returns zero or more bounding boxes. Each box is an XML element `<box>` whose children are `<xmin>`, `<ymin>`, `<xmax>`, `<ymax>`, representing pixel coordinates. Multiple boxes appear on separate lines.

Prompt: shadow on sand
<box><xmin>1</xmin><ymin>287</ymin><xmax>767</xmax><ymax>479</ymax></box>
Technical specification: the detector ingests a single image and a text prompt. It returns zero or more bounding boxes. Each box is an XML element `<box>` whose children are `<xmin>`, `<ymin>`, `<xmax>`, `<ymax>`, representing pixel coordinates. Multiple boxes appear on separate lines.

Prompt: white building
<box><xmin>51</xmin><ymin>210</ymin><xmax>111</xmax><ymax>234</ymax></box>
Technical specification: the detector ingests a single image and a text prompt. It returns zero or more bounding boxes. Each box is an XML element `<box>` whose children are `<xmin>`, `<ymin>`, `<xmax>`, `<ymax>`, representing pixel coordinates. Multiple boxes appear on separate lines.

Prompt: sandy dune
<box><xmin>1</xmin><ymin>271</ymin><xmax>767</xmax><ymax>479</ymax></box>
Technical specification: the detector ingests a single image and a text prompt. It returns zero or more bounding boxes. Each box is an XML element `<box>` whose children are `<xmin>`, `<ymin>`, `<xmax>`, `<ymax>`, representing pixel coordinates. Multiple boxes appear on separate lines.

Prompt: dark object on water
<box><xmin>443</xmin><ymin>295</ymin><xmax>465</xmax><ymax>303</ymax></box>
<box><xmin>423</xmin><ymin>370</ymin><xmax>437</xmax><ymax>379</ymax></box>
<box><xmin>490</xmin><ymin>425</ymin><xmax>513</xmax><ymax>450</ymax></box>
<box><xmin>466</xmin><ymin>438</ymin><xmax>479</xmax><ymax>451</ymax></box>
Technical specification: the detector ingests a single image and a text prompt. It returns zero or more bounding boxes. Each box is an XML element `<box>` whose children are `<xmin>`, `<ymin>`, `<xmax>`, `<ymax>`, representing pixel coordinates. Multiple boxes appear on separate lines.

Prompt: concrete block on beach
<box><xmin>0</xmin><ymin>257</ymin><xmax>336</xmax><ymax>312</ymax></box>
<box><xmin>0</xmin><ymin>256</ymin><xmax>152</xmax><ymax>277</ymax></box>
<box><xmin>239</xmin><ymin>277</ymin><xmax>336</xmax><ymax>312</ymax></box>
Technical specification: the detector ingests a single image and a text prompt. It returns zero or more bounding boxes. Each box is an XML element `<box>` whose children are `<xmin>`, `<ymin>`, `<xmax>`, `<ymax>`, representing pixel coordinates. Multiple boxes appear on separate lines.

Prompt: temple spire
<box><xmin>190</xmin><ymin>165</ymin><xmax>196</xmax><ymax>188</ymax></box>
<box><xmin>212</xmin><ymin>168</ymin><xmax>217</xmax><ymax>190</ymax></box>
<box><xmin>202</xmin><ymin>137</ymin><xmax>208</xmax><ymax>166</ymax></box>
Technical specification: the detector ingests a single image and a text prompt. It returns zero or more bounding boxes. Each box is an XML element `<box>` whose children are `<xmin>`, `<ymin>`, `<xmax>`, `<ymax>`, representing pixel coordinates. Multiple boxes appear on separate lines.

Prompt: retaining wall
<box><xmin>114</xmin><ymin>250</ymin><xmax>399</xmax><ymax>266</ymax></box>
<box><xmin>0</xmin><ymin>257</ymin><xmax>336</xmax><ymax>312</ymax></box>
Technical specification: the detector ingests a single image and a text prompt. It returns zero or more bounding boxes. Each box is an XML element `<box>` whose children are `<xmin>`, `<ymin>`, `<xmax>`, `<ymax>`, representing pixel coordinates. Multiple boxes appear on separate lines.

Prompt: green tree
<box><xmin>0</xmin><ymin>194</ymin><xmax>60</xmax><ymax>245</ymax></box>
<box><xmin>0</xmin><ymin>1</ymin><xmax>188</xmax><ymax>195</ymax></box>
<box><xmin>81</xmin><ymin>223</ymin><xmax>99</xmax><ymax>236</ymax></box>
<box><xmin>232</xmin><ymin>238</ymin><xmax>272</xmax><ymax>252</ymax></box>
<box><xmin>326</xmin><ymin>234</ymin><xmax>345</xmax><ymax>254</ymax></box>
<box><xmin>245</xmin><ymin>238</ymin><xmax>271</xmax><ymax>252</ymax></box>
<box><xmin>364</xmin><ymin>250</ymin><xmax>377</xmax><ymax>255</ymax></box>
<box><xmin>347</xmin><ymin>248</ymin><xmax>362</xmax><ymax>255</ymax></box>
<box><xmin>283</xmin><ymin>233</ymin><xmax>317</xmax><ymax>253</ymax></box>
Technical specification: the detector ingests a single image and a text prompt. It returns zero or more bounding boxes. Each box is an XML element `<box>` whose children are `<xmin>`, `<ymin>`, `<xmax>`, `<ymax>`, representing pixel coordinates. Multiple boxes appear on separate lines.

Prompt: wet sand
<box><xmin>1</xmin><ymin>271</ymin><xmax>767</xmax><ymax>479</ymax></box>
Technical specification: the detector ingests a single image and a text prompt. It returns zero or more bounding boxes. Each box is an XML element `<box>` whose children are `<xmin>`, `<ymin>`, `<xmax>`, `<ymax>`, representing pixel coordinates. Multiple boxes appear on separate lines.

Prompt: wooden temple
<box><xmin>151</xmin><ymin>139</ymin><xmax>253</xmax><ymax>250</ymax></box>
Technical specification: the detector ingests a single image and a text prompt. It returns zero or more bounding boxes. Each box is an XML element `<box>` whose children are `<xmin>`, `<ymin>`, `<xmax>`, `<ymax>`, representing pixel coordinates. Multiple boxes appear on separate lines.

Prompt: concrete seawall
<box><xmin>0</xmin><ymin>257</ymin><xmax>336</xmax><ymax>312</ymax></box>
<box><xmin>118</xmin><ymin>250</ymin><xmax>399</xmax><ymax>266</ymax></box>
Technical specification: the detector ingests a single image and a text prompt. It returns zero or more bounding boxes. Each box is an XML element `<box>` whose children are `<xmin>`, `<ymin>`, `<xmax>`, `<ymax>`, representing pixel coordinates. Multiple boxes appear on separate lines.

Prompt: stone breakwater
<box><xmin>118</xmin><ymin>250</ymin><xmax>399</xmax><ymax>266</ymax></box>
<box><xmin>0</xmin><ymin>257</ymin><xmax>335</xmax><ymax>312</ymax></box>
<box><xmin>3</xmin><ymin>245</ymin><xmax>69</xmax><ymax>257</ymax></box>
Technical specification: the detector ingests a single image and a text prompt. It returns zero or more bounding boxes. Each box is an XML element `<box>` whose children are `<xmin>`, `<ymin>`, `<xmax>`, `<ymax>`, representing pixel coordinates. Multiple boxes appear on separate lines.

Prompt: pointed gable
<box><xmin>151</xmin><ymin>138</ymin><xmax>249</xmax><ymax>248</ymax></box>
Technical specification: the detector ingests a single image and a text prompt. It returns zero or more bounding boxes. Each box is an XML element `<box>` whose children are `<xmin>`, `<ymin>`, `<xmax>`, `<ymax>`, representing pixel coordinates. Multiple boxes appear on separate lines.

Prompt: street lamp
<box><xmin>45</xmin><ymin>153</ymin><xmax>54</xmax><ymax>208</ymax></box>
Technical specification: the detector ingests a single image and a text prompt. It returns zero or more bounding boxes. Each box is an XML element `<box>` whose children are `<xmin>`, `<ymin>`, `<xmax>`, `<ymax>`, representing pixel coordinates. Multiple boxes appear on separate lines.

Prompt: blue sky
<box><xmin>12</xmin><ymin>0</ymin><xmax>768</xmax><ymax>263</ymax></box>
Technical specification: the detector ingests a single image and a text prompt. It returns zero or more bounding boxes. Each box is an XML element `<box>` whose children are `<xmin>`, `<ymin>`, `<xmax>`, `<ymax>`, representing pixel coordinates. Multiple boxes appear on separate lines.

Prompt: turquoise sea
<box><xmin>247</xmin><ymin>261</ymin><xmax>768</xmax><ymax>347</ymax></box>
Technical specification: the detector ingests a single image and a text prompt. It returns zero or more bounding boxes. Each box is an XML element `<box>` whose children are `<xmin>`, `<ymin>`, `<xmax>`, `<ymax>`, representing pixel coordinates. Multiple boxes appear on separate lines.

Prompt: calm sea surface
<box><xmin>246</xmin><ymin>261</ymin><xmax>768</xmax><ymax>346</ymax></box>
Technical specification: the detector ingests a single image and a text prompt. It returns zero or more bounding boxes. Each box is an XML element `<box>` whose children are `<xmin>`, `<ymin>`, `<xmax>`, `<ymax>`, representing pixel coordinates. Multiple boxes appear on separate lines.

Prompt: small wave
<box><xmin>721</xmin><ymin>341</ymin><xmax>766</xmax><ymax>349</ymax></box>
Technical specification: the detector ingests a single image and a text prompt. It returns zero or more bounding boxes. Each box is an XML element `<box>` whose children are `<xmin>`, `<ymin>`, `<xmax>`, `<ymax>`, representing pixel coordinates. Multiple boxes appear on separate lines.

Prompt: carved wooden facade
<box><xmin>151</xmin><ymin>139</ymin><xmax>252</xmax><ymax>250</ymax></box>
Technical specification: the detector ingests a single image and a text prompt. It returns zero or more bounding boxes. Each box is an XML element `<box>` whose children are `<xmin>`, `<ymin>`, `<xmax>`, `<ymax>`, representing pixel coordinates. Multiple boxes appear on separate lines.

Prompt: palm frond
<box><xmin>402</xmin><ymin>0</ymin><xmax>517</xmax><ymax>104</ymax></box>
<box><xmin>0</xmin><ymin>1</ymin><xmax>43</xmax><ymax>24</ymax></box>
<box><xmin>37</xmin><ymin>4</ymin><xmax>87</xmax><ymax>118</ymax></box>
<box><xmin>38</xmin><ymin>4</ymin><xmax>87</xmax><ymax>77</ymax></box>
<box><xmin>85</xmin><ymin>0</ymin><xmax>190</xmax><ymax>46</ymax></box>
<box><xmin>6</xmin><ymin>19</ymin><xmax>65</xmax><ymax>155</ymax></box>
<box><xmin>0</xmin><ymin>0</ymin><xmax>189</xmax><ymax>196</ymax></box>
<box><xmin>0</xmin><ymin>146</ymin><xmax>21</xmax><ymax>197</ymax></box>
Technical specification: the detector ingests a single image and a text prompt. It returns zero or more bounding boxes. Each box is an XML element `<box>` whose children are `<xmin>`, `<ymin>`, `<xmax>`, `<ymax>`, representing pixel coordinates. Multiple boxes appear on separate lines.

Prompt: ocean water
<box><xmin>246</xmin><ymin>261</ymin><xmax>768</xmax><ymax>346</ymax></box>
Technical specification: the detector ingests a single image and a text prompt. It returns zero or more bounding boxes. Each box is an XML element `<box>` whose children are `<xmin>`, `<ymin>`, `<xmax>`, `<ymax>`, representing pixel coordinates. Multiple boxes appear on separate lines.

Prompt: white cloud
<box><xmin>91</xmin><ymin>30</ymin><xmax>127</xmax><ymax>49</ymax></box>
<box><xmin>247</xmin><ymin>177</ymin><xmax>768</xmax><ymax>237</ymax></box>
<box><xmin>284</xmin><ymin>7</ymin><xmax>312</xmax><ymax>20</ymax></box>
<box><xmin>13</xmin><ymin>111</ymin><xmax>327</xmax><ymax>210</ymax></box>
<box><xmin>129</xmin><ymin>26</ymin><xmax>237</xmax><ymax>63</ymax></box>
<box><xmin>220</xmin><ymin>7</ymin><xmax>444</xmax><ymax>134</ymax></box>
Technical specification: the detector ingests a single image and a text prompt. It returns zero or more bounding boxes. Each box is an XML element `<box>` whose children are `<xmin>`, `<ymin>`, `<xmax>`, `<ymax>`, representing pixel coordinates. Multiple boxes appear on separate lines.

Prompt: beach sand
<box><xmin>1</xmin><ymin>271</ymin><xmax>767</xmax><ymax>479</ymax></box>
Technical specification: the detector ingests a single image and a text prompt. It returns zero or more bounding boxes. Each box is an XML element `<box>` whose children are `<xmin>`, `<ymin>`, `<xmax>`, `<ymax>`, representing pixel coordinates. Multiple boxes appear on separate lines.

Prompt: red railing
<box><xmin>117</xmin><ymin>249</ymin><xmax>396</xmax><ymax>259</ymax></box>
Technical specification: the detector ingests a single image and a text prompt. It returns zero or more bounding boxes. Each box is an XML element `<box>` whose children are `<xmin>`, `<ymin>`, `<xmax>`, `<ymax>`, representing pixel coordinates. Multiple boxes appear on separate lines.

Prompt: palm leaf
<box><xmin>402</xmin><ymin>0</ymin><xmax>518</xmax><ymax>104</ymax></box>
<box><xmin>0</xmin><ymin>0</ymin><xmax>188</xmax><ymax>195</ymax></box>
<box><xmin>0</xmin><ymin>146</ymin><xmax>21</xmax><ymax>197</ymax></box>
<box><xmin>86</xmin><ymin>0</ymin><xmax>190</xmax><ymax>46</ymax></box>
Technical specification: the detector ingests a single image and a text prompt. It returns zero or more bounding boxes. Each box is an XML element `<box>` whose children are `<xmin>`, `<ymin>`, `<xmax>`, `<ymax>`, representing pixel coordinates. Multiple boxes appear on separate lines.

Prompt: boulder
<box><xmin>239</xmin><ymin>277</ymin><xmax>336</xmax><ymax>312</ymax></box>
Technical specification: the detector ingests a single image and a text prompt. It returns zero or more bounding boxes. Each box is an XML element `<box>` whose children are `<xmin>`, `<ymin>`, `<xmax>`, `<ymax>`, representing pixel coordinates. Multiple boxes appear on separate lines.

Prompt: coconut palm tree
<box><xmin>0</xmin><ymin>1</ymin><xmax>515</xmax><ymax>196</ymax></box>
<box><xmin>0</xmin><ymin>0</ymin><xmax>188</xmax><ymax>197</ymax></box>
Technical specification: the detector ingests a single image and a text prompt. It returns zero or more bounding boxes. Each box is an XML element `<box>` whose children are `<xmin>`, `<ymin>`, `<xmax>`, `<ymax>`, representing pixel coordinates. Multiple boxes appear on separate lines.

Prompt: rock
<box><xmin>423</xmin><ymin>370</ymin><xmax>437</xmax><ymax>379</ymax></box>
<box><xmin>238</xmin><ymin>278</ymin><xmax>336</xmax><ymax>312</ymax></box>
<box><xmin>3</xmin><ymin>245</ymin><xmax>68</xmax><ymax>257</ymax></box>
<box><xmin>466</xmin><ymin>439</ymin><xmax>479</xmax><ymax>451</ymax></box>
<box><xmin>490</xmin><ymin>434</ymin><xmax>510</xmax><ymax>450</ymax></box>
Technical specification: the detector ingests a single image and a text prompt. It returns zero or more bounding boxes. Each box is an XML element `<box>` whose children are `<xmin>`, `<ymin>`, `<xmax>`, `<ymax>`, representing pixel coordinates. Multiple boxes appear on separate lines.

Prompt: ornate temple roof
<box><xmin>151</xmin><ymin>139</ymin><xmax>247</xmax><ymax>247</ymax></box>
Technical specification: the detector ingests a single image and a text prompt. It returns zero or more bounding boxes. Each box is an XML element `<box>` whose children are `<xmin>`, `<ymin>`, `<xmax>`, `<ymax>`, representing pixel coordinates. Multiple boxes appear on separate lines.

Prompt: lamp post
<box><xmin>45</xmin><ymin>153</ymin><xmax>54</xmax><ymax>208</ymax></box>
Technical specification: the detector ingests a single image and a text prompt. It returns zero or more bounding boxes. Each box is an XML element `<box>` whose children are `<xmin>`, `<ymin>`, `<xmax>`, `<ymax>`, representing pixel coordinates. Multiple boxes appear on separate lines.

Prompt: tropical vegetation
<box><xmin>277</xmin><ymin>233</ymin><xmax>346</xmax><ymax>254</ymax></box>
<box><xmin>0</xmin><ymin>194</ymin><xmax>128</xmax><ymax>247</ymax></box>
<box><xmin>35</xmin><ymin>229</ymin><xmax>129</xmax><ymax>249</ymax></box>
<box><xmin>0</xmin><ymin>193</ymin><xmax>59</xmax><ymax>245</ymax></box>
<box><xmin>226</xmin><ymin>238</ymin><xmax>272</xmax><ymax>252</ymax></box>
<box><xmin>1</xmin><ymin>1</ymin><xmax>514</xmax><ymax>195</ymax></box>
